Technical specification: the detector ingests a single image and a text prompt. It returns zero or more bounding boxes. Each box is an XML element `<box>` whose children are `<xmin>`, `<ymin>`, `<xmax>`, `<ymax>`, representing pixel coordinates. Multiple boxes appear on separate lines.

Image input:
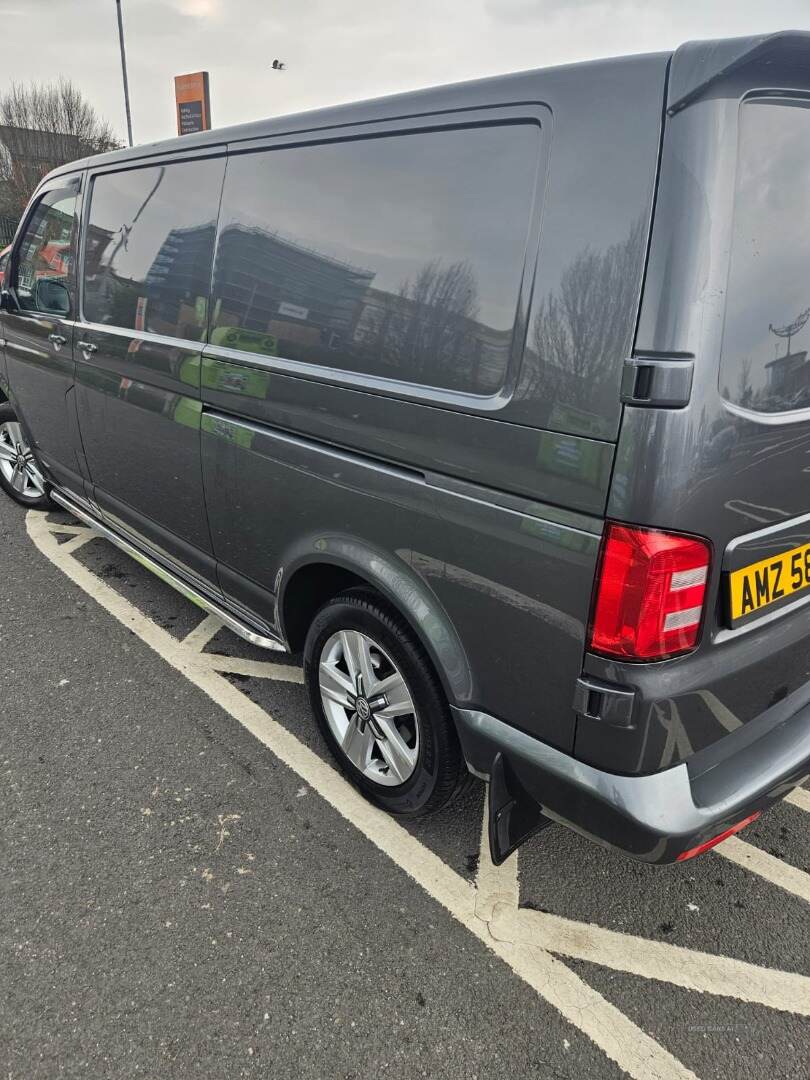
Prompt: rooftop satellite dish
<box><xmin>769</xmin><ymin>307</ymin><xmax>810</xmax><ymax>356</ymax></box>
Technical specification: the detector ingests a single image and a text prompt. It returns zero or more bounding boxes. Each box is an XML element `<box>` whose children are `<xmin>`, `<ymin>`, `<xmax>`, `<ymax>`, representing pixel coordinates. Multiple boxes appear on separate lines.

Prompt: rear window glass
<box><xmin>210</xmin><ymin>124</ymin><xmax>540</xmax><ymax>396</ymax></box>
<box><xmin>721</xmin><ymin>99</ymin><xmax>810</xmax><ymax>413</ymax></box>
<box><xmin>83</xmin><ymin>158</ymin><xmax>224</xmax><ymax>343</ymax></box>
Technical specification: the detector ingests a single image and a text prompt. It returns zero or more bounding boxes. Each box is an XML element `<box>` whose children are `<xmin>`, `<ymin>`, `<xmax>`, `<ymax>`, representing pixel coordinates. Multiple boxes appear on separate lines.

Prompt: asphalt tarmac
<box><xmin>1</xmin><ymin>496</ymin><xmax>807</xmax><ymax>1079</ymax></box>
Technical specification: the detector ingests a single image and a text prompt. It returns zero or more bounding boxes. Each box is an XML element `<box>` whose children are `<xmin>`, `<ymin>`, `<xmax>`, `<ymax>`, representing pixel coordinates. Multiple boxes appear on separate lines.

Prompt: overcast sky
<box><xmin>2</xmin><ymin>1</ymin><xmax>810</xmax><ymax>146</ymax></box>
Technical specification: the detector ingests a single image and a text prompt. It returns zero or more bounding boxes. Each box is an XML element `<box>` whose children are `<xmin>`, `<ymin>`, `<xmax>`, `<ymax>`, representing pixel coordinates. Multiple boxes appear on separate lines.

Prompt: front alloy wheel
<box><xmin>0</xmin><ymin>404</ymin><xmax>52</xmax><ymax>508</ymax></box>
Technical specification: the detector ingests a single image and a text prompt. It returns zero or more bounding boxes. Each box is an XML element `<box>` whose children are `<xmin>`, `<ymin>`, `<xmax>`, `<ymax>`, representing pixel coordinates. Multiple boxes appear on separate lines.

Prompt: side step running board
<box><xmin>49</xmin><ymin>489</ymin><xmax>286</xmax><ymax>653</ymax></box>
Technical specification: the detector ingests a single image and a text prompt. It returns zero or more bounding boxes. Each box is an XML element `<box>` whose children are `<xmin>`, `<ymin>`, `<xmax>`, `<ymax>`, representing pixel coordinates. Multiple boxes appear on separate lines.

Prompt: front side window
<box><xmin>721</xmin><ymin>99</ymin><xmax>810</xmax><ymax>413</ymax></box>
<box><xmin>82</xmin><ymin>158</ymin><xmax>224</xmax><ymax>343</ymax></box>
<box><xmin>211</xmin><ymin>124</ymin><xmax>541</xmax><ymax>396</ymax></box>
<box><xmin>14</xmin><ymin>179</ymin><xmax>79</xmax><ymax>316</ymax></box>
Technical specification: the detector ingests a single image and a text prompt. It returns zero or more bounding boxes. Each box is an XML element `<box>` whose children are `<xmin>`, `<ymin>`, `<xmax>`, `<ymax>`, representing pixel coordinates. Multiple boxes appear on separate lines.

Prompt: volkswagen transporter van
<box><xmin>2</xmin><ymin>32</ymin><xmax>809</xmax><ymax>865</ymax></box>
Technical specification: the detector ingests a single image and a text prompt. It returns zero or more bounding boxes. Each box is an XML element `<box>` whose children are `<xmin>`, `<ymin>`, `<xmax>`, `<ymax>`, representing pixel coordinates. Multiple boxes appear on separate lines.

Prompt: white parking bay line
<box><xmin>56</xmin><ymin>531</ymin><xmax>97</xmax><ymax>555</ymax></box>
<box><xmin>206</xmin><ymin>655</ymin><xmax>305</xmax><ymax>684</ymax></box>
<box><xmin>471</xmin><ymin>797</ymin><xmax>810</xmax><ymax>1018</ymax></box>
<box><xmin>181</xmin><ymin>613</ymin><xmax>223</xmax><ymax>652</ymax></box>
<box><xmin>28</xmin><ymin>510</ymin><xmax>700</xmax><ymax>1080</ymax></box>
<box><xmin>489</xmin><ymin>905</ymin><xmax>810</xmax><ymax>1017</ymax></box>
<box><xmin>715</xmin><ymin>836</ymin><xmax>810</xmax><ymax>904</ymax></box>
<box><xmin>474</xmin><ymin>801</ymin><xmax>519</xmax><ymax>922</ymax></box>
<box><xmin>785</xmin><ymin>786</ymin><xmax>810</xmax><ymax>813</ymax></box>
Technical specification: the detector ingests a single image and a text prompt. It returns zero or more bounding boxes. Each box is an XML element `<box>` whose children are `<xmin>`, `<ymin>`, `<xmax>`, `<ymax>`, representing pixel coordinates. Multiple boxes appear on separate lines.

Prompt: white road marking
<box><xmin>472</xmin><ymin>791</ymin><xmax>810</xmax><ymax>1016</ymax></box>
<box><xmin>180</xmin><ymin>614</ymin><xmax>224</xmax><ymax>652</ymax></box>
<box><xmin>474</xmin><ymin>793</ymin><xmax>519</xmax><ymax>922</ymax></box>
<box><xmin>490</xmin><ymin>935</ymin><xmax>699</xmax><ymax>1080</ymax></box>
<box><xmin>56</xmin><ymin>531</ymin><xmax>96</xmax><ymax>555</ymax></box>
<box><xmin>785</xmin><ymin>786</ymin><xmax>810</xmax><ymax>813</ymax></box>
<box><xmin>206</xmin><ymin>655</ymin><xmax>305</xmax><ymax>684</ymax></box>
<box><xmin>180</xmin><ymin>615</ymin><xmax>304</xmax><ymax>682</ymax></box>
<box><xmin>26</xmin><ymin>511</ymin><xmax>810</xmax><ymax>1075</ymax></box>
<box><xmin>48</xmin><ymin>522</ymin><xmax>93</xmax><ymax>537</ymax></box>
<box><xmin>488</xmin><ymin>905</ymin><xmax>810</xmax><ymax>1016</ymax></box>
<box><xmin>715</xmin><ymin>836</ymin><xmax>810</xmax><ymax>904</ymax></box>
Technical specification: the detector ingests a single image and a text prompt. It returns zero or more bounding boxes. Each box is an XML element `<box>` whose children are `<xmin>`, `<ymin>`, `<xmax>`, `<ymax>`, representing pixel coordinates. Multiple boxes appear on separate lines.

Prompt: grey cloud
<box><xmin>1</xmin><ymin>1</ymin><xmax>809</xmax><ymax>147</ymax></box>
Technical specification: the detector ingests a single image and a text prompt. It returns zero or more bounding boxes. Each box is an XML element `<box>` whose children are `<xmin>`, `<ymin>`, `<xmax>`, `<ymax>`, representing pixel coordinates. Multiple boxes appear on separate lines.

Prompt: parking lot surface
<box><xmin>1</xmin><ymin>495</ymin><xmax>808</xmax><ymax>1079</ymax></box>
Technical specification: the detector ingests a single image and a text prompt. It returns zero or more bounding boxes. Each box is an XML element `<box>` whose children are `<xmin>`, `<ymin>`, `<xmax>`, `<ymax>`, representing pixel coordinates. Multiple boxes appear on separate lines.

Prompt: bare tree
<box><xmin>0</xmin><ymin>78</ymin><xmax>121</xmax><ymax>217</ymax></box>
<box><xmin>392</xmin><ymin>259</ymin><xmax>480</xmax><ymax>378</ymax></box>
<box><xmin>722</xmin><ymin>356</ymin><xmax>760</xmax><ymax>409</ymax></box>
<box><xmin>522</xmin><ymin>218</ymin><xmax>647</xmax><ymax>417</ymax></box>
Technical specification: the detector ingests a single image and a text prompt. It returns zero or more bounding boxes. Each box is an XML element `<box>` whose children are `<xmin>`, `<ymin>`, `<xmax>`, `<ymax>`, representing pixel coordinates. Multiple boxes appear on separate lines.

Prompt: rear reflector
<box><xmin>675</xmin><ymin>811</ymin><xmax>761</xmax><ymax>862</ymax></box>
<box><xmin>589</xmin><ymin>523</ymin><xmax>712</xmax><ymax>661</ymax></box>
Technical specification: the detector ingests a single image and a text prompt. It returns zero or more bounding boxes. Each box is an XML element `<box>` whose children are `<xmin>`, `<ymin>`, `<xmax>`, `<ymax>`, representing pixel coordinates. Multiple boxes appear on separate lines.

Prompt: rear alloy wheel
<box><xmin>318</xmin><ymin>628</ymin><xmax>420</xmax><ymax>788</ymax></box>
<box><xmin>304</xmin><ymin>588</ymin><xmax>466</xmax><ymax>816</ymax></box>
<box><xmin>0</xmin><ymin>403</ymin><xmax>53</xmax><ymax>509</ymax></box>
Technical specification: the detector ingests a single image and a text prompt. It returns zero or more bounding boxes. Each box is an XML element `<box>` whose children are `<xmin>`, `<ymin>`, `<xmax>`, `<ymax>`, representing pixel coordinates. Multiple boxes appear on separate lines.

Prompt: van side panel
<box><xmin>201</xmin><ymin>410</ymin><xmax>601</xmax><ymax>747</ymax></box>
<box><xmin>200</xmin><ymin>359</ymin><xmax>613</xmax><ymax>516</ymax></box>
<box><xmin>198</xmin><ymin>57</ymin><xmax>667</xmax><ymax>751</ymax></box>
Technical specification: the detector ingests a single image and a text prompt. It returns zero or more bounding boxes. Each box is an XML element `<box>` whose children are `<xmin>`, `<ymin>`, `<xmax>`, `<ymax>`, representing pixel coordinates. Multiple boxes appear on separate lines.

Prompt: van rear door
<box><xmin>579</xmin><ymin>35</ymin><xmax>810</xmax><ymax>776</ymax></box>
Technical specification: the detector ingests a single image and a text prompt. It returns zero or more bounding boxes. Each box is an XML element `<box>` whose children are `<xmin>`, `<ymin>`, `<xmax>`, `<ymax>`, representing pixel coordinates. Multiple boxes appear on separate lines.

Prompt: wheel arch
<box><xmin>278</xmin><ymin>536</ymin><xmax>474</xmax><ymax>705</ymax></box>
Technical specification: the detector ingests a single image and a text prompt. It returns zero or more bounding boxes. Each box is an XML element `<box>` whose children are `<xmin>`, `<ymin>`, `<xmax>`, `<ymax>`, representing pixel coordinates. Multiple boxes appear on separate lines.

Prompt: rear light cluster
<box><xmin>589</xmin><ymin>523</ymin><xmax>712</xmax><ymax>661</ymax></box>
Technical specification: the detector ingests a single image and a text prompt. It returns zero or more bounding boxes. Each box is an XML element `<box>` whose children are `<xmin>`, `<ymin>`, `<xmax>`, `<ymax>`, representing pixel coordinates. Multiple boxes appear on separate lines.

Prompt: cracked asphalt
<box><xmin>1</xmin><ymin>493</ymin><xmax>808</xmax><ymax>1079</ymax></box>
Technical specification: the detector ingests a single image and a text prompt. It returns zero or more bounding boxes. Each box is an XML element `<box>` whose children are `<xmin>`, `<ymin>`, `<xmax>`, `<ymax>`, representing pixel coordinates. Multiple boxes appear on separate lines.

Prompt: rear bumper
<box><xmin>452</xmin><ymin>688</ymin><xmax>810</xmax><ymax>863</ymax></box>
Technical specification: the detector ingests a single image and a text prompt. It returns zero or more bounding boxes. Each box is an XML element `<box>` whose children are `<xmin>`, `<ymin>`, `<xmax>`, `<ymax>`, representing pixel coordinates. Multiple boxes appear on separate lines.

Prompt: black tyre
<box><xmin>0</xmin><ymin>402</ymin><xmax>54</xmax><ymax>509</ymax></box>
<box><xmin>304</xmin><ymin>587</ymin><xmax>466</xmax><ymax>816</ymax></box>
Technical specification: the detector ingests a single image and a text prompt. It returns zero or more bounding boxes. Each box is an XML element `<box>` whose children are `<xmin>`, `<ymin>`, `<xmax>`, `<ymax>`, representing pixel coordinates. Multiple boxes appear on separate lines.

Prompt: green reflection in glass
<box><xmin>210</xmin><ymin>325</ymin><xmax>278</xmax><ymax>357</ymax></box>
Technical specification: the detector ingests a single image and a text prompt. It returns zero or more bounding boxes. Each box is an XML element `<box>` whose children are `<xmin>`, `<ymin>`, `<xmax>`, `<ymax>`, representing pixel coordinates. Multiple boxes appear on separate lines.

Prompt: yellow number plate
<box><xmin>729</xmin><ymin>541</ymin><xmax>810</xmax><ymax>623</ymax></box>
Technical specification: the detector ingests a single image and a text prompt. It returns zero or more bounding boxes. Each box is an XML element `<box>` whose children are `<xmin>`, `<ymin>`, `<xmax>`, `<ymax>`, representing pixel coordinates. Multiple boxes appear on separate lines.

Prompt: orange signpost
<box><xmin>174</xmin><ymin>72</ymin><xmax>211</xmax><ymax>136</ymax></box>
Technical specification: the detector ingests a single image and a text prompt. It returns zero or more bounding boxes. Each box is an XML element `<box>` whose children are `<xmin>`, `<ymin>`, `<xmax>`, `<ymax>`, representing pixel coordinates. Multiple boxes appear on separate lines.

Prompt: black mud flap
<box><xmin>488</xmin><ymin>752</ymin><xmax>554</xmax><ymax>865</ymax></box>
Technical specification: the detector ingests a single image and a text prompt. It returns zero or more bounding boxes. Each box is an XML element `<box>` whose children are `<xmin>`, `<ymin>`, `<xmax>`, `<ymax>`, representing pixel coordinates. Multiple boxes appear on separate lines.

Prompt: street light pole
<box><xmin>115</xmin><ymin>0</ymin><xmax>134</xmax><ymax>147</ymax></box>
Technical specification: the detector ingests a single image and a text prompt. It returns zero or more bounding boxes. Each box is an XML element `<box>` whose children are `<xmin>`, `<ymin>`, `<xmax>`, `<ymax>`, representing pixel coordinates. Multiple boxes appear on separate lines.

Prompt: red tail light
<box><xmin>589</xmin><ymin>523</ymin><xmax>711</xmax><ymax>661</ymax></box>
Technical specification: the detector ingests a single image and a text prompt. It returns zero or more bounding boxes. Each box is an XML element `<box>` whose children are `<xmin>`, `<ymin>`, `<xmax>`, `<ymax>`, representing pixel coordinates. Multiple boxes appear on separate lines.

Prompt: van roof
<box><xmin>44</xmin><ymin>30</ymin><xmax>809</xmax><ymax>181</ymax></box>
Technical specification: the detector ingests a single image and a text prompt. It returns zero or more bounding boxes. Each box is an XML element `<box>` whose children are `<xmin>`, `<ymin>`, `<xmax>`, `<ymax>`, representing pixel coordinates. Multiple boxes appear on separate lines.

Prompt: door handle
<box><xmin>78</xmin><ymin>340</ymin><xmax>98</xmax><ymax>355</ymax></box>
<box><xmin>48</xmin><ymin>333</ymin><xmax>67</xmax><ymax>347</ymax></box>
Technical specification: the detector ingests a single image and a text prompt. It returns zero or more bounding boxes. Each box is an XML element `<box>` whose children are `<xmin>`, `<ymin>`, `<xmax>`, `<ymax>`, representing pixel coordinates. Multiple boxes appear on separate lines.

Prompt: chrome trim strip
<box><xmin>50</xmin><ymin>489</ymin><xmax>287</xmax><ymax>653</ymax></box>
<box><xmin>73</xmin><ymin>319</ymin><xmax>201</xmax><ymax>355</ymax></box>
<box><xmin>724</xmin><ymin>505</ymin><xmax>810</xmax><ymax>554</ymax></box>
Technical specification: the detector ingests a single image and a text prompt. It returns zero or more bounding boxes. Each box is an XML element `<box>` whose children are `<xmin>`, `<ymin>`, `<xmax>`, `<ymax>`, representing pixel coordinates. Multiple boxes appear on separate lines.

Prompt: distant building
<box><xmin>765</xmin><ymin>349</ymin><xmax>810</xmax><ymax>405</ymax></box>
<box><xmin>213</xmin><ymin>225</ymin><xmax>376</xmax><ymax>350</ymax></box>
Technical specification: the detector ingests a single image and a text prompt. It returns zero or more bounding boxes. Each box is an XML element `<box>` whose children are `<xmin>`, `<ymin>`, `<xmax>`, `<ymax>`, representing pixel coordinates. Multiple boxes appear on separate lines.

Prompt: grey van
<box><xmin>2</xmin><ymin>32</ymin><xmax>810</xmax><ymax>866</ymax></box>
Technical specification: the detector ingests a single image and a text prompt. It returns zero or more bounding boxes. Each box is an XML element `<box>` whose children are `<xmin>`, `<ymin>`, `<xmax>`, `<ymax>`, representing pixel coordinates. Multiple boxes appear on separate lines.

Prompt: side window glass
<box><xmin>211</xmin><ymin>125</ymin><xmax>540</xmax><ymax>395</ymax></box>
<box><xmin>14</xmin><ymin>180</ymin><xmax>79</xmax><ymax>316</ymax></box>
<box><xmin>721</xmin><ymin>99</ymin><xmax>810</xmax><ymax>413</ymax></box>
<box><xmin>82</xmin><ymin>159</ymin><xmax>224</xmax><ymax>343</ymax></box>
